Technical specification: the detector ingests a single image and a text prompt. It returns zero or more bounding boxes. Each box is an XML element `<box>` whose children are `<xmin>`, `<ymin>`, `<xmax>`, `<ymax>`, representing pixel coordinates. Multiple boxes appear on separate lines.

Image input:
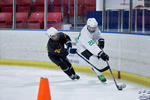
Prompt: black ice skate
<box><xmin>69</xmin><ymin>74</ymin><xmax>80</xmax><ymax>80</ymax></box>
<box><xmin>74</xmin><ymin>74</ymin><xmax>80</xmax><ymax>80</ymax></box>
<box><xmin>97</xmin><ymin>74</ymin><xmax>107</xmax><ymax>82</ymax></box>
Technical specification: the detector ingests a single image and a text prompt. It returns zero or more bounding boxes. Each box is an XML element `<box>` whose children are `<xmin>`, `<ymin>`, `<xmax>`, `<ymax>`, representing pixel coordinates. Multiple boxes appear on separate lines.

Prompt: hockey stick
<box><xmin>101</xmin><ymin>49</ymin><xmax>125</xmax><ymax>90</ymax></box>
<box><xmin>77</xmin><ymin>51</ymin><xmax>125</xmax><ymax>90</ymax></box>
<box><xmin>106</xmin><ymin>60</ymin><xmax>123</xmax><ymax>90</ymax></box>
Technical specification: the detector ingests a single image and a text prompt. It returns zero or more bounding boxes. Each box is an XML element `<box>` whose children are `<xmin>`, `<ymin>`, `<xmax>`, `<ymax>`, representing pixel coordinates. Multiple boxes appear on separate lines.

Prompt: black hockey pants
<box><xmin>48</xmin><ymin>53</ymin><xmax>75</xmax><ymax>76</ymax></box>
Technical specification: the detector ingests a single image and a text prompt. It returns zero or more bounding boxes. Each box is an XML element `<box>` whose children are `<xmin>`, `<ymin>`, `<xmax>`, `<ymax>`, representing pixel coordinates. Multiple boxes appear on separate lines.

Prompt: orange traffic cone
<box><xmin>37</xmin><ymin>77</ymin><xmax>51</xmax><ymax>100</ymax></box>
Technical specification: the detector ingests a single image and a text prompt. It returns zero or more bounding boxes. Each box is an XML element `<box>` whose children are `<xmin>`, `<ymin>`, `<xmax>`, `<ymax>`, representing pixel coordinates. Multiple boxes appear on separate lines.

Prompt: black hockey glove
<box><xmin>98</xmin><ymin>38</ymin><xmax>104</xmax><ymax>49</ymax></box>
<box><xmin>66</xmin><ymin>41</ymin><xmax>76</xmax><ymax>54</ymax></box>
<box><xmin>98</xmin><ymin>51</ymin><xmax>109</xmax><ymax>61</ymax></box>
<box><xmin>69</xmin><ymin>48</ymin><xmax>77</xmax><ymax>54</ymax></box>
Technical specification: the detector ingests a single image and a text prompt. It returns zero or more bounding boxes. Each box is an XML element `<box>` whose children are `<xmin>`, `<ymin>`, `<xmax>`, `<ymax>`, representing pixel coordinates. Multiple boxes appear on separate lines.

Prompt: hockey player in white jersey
<box><xmin>76</xmin><ymin>18</ymin><xmax>109</xmax><ymax>82</ymax></box>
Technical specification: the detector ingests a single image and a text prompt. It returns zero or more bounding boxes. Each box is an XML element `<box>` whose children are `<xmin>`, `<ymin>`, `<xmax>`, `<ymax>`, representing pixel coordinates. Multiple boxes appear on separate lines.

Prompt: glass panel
<box><xmin>123</xmin><ymin>11</ymin><xmax>129</xmax><ymax>32</ymax></box>
<box><xmin>46</xmin><ymin>0</ymin><xmax>96</xmax><ymax>30</ymax></box>
<box><xmin>0</xmin><ymin>0</ymin><xmax>13</xmax><ymax>29</ymax></box>
<box><xmin>47</xmin><ymin>0</ymin><xmax>64</xmax><ymax>30</ymax></box>
<box><xmin>145</xmin><ymin>9</ymin><xmax>150</xmax><ymax>31</ymax></box>
<box><xmin>15</xmin><ymin>0</ymin><xmax>32</xmax><ymax>29</ymax></box>
<box><xmin>145</xmin><ymin>0</ymin><xmax>150</xmax><ymax>7</ymax></box>
<box><xmin>109</xmin><ymin>10</ymin><xmax>119</xmax><ymax>32</ymax></box>
<box><xmin>1</xmin><ymin>0</ymin><xmax>150</xmax><ymax>32</ymax></box>
<box><xmin>17</xmin><ymin>0</ymin><xmax>44</xmax><ymax>29</ymax></box>
<box><xmin>76</xmin><ymin>0</ymin><xmax>96</xmax><ymax>30</ymax></box>
<box><xmin>137</xmin><ymin>9</ymin><xmax>142</xmax><ymax>31</ymax></box>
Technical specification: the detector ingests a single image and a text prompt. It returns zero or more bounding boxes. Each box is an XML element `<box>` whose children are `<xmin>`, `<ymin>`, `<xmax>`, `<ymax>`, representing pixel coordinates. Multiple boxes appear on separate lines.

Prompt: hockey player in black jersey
<box><xmin>46</xmin><ymin>27</ymin><xmax>80</xmax><ymax>80</ymax></box>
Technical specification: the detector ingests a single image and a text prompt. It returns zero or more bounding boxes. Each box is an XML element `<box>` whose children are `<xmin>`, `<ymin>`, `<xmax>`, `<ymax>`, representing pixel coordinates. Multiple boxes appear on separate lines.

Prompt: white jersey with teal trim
<box><xmin>76</xmin><ymin>25</ymin><xmax>103</xmax><ymax>56</ymax></box>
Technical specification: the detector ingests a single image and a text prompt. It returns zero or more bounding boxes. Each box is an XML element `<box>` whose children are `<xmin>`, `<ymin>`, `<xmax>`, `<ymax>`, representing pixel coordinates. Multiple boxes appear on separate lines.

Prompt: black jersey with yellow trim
<box><xmin>47</xmin><ymin>32</ymin><xmax>71</xmax><ymax>55</ymax></box>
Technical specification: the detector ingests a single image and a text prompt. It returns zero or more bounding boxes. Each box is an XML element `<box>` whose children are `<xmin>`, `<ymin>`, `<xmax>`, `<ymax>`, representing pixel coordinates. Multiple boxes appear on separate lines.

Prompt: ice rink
<box><xmin>0</xmin><ymin>65</ymin><xmax>150</xmax><ymax>100</ymax></box>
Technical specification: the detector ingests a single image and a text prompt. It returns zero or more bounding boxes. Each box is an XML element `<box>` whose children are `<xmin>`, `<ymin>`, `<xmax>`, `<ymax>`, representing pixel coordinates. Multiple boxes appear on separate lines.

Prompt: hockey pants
<box><xmin>48</xmin><ymin>53</ymin><xmax>76</xmax><ymax>77</ymax></box>
<box><xmin>80</xmin><ymin>50</ymin><xmax>106</xmax><ymax>76</ymax></box>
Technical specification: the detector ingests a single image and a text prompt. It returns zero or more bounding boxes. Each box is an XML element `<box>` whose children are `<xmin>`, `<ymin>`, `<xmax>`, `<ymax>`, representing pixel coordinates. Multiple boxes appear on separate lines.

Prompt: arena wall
<box><xmin>0</xmin><ymin>29</ymin><xmax>150</xmax><ymax>86</ymax></box>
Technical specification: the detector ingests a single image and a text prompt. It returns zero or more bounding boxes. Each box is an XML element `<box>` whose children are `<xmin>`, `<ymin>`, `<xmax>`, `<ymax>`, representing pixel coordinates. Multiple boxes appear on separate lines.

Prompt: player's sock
<box><xmin>69</xmin><ymin>66</ymin><xmax>76</xmax><ymax>75</ymax></box>
<box><xmin>69</xmin><ymin>66</ymin><xmax>80</xmax><ymax>80</ymax></box>
<box><xmin>63</xmin><ymin>67</ymin><xmax>73</xmax><ymax>78</ymax></box>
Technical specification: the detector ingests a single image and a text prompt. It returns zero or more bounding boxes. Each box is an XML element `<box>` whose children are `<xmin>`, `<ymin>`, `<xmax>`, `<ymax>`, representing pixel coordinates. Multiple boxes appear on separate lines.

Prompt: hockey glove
<box><xmin>98</xmin><ymin>38</ymin><xmax>104</xmax><ymax>49</ymax></box>
<box><xmin>69</xmin><ymin>48</ymin><xmax>77</xmax><ymax>54</ymax></box>
<box><xmin>98</xmin><ymin>51</ymin><xmax>109</xmax><ymax>61</ymax></box>
<box><xmin>66</xmin><ymin>41</ymin><xmax>76</xmax><ymax>54</ymax></box>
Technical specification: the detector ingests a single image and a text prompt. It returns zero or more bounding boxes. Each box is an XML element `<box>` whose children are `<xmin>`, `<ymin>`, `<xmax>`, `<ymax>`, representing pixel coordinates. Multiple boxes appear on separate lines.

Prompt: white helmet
<box><xmin>87</xmin><ymin>18</ymin><xmax>98</xmax><ymax>28</ymax></box>
<box><xmin>46</xmin><ymin>27</ymin><xmax>58</xmax><ymax>38</ymax></box>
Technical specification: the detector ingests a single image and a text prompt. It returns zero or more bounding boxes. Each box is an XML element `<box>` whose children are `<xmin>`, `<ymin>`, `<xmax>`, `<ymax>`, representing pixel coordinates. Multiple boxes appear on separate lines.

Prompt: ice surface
<box><xmin>0</xmin><ymin>65</ymin><xmax>149</xmax><ymax>100</ymax></box>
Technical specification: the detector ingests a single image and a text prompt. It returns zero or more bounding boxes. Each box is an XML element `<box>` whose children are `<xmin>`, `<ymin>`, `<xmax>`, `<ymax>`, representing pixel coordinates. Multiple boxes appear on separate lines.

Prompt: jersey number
<box><xmin>88</xmin><ymin>40</ymin><xmax>95</xmax><ymax>46</ymax></box>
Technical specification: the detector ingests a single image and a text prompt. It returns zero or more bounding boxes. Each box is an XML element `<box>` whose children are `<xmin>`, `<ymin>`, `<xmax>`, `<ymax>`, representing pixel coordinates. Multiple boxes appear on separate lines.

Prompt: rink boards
<box><xmin>0</xmin><ymin>29</ymin><xmax>150</xmax><ymax>87</ymax></box>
